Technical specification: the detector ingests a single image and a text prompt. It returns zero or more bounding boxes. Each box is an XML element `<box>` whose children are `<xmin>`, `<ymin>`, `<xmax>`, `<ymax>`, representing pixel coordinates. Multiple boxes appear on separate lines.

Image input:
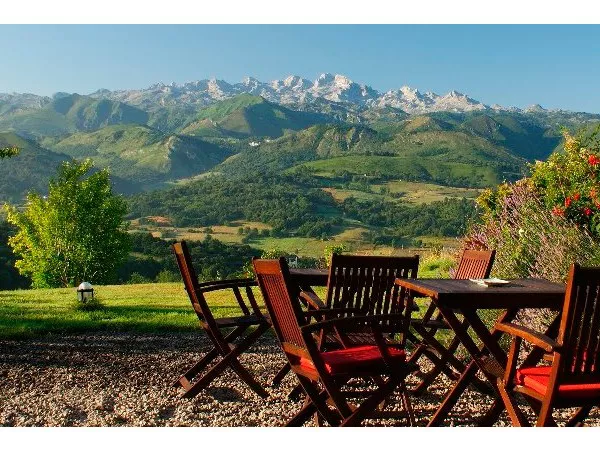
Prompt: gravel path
<box><xmin>1</xmin><ymin>332</ymin><xmax>598</xmax><ymax>427</ymax></box>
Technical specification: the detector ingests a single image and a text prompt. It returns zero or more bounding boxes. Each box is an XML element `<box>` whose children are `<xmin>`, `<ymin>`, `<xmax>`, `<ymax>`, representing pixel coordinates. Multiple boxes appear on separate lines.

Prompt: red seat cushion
<box><xmin>299</xmin><ymin>345</ymin><xmax>406</xmax><ymax>376</ymax></box>
<box><xmin>515</xmin><ymin>366</ymin><xmax>600</xmax><ymax>399</ymax></box>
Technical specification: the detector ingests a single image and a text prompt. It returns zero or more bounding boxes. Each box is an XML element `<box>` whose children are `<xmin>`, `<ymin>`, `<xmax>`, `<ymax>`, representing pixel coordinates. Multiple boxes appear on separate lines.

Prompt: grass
<box><xmin>0</xmin><ymin>254</ymin><xmax>456</xmax><ymax>339</ymax></box>
<box><xmin>296</xmin><ymin>155</ymin><xmax>503</xmax><ymax>188</ymax></box>
<box><xmin>0</xmin><ymin>283</ymin><xmax>236</xmax><ymax>339</ymax></box>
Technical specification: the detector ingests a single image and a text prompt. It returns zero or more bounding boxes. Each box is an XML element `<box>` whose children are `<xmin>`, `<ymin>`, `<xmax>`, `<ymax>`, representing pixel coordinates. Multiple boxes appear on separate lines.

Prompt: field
<box><xmin>295</xmin><ymin>155</ymin><xmax>502</xmax><ymax>187</ymax></box>
<box><xmin>0</xmin><ymin>254</ymin><xmax>455</xmax><ymax>339</ymax></box>
<box><xmin>129</xmin><ymin>178</ymin><xmax>470</xmax><ymax>258</ymax></box>
<box><xmin>323</xmin><ymin>181</ymin><xmax>481</xmax><ymax>205</ymax></box>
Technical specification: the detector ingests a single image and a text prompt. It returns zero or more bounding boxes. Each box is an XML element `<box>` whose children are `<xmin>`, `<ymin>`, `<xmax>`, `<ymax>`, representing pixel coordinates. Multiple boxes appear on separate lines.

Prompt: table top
<box><xmin>395</xmin><ymin>277</ymin><xmax>565</xmax><ymax>310</ymax></box>
<box><xmin>289</xmin><ymin>268</ymin><xmax>328</xmax><ymax>286</ymax></box>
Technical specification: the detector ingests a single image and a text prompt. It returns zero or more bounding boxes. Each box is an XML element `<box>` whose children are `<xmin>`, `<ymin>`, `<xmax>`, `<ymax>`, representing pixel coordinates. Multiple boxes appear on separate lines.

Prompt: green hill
<box><xmin>180</xmin><ymin>94</ymin><xmax>333</xmax><ymax>138</ymax></box>
<box><xmin>218</xmin><ymin>123</ymin><xmax>525</xmax><ymax>187</ymax></box>
<box><xmin>0</xmin><ymin>132</ymin><xmax>143</xmax><ymax>200</ymax></box>
<box><xmin>45</xmin><ymin>124</ymin><xmax>232</xmax><ymax>188</ymax></box>
<box><xmin>458</xmin><ymin>113</ymin><xmax>561</xmax><ymax>160</ymax></box>
<box><xmin>0</xmin><ymin>132</ymin><xmax>71</xmax><ymax>201</ymax></box>
<box><xmin>0</xmin><ymin>94</ymin><xmax>148</xmax><ymax>138</ymax></box>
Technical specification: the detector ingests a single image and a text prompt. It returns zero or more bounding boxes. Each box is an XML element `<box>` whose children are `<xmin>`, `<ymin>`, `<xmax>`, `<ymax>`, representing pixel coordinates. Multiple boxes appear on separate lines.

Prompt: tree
<box><xmin>0</xmin><ymin>146</ymin><xmax>19</xmax><ymax>159</ymax></box>
<box><xmin>5</xmin><ymin>159</ymin><xmax>131</xmax><ymax>288</ymax></box>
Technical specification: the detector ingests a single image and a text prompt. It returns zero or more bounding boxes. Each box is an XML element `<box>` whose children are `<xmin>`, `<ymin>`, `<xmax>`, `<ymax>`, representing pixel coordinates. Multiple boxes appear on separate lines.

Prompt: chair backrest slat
<box><xmin>325</xmin><ymin>254</ymin><xmax>420</xmax><ymax>317</ymax></box>
<box><xmin>559</xmin><ymin>264</ymin><xmax>600</xmax><ymax>380</ymax></box>
<box><xmin>454</xmin><ymin>249</ymin><xmax>496</xmax><ymax>280</ymax></box>
<box><xmin>253</xmin><ymin>258</ymin><xmax>307</xmax><ymax>350</ymax></box>
<box><xmin>172</xmin><ymin>241</ymin><xmax>213</xmax><ymax>324</ymax></box>
<box><xmin>172</xmin><ymin>240</ymin><xmax>259</xmax><ymax>331</ymax></box>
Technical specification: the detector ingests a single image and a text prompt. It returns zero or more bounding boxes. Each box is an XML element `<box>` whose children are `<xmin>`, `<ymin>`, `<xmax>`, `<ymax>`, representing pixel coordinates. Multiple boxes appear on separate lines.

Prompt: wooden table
<box><xmin>395</xmin><ymin>277</ymin><xmax>565</xmax><ymax>426</ymax></box>
<box><xmin>289</xmin><ymin>268</ymin><xmax>328</xmax><ymax>289</ymax></box>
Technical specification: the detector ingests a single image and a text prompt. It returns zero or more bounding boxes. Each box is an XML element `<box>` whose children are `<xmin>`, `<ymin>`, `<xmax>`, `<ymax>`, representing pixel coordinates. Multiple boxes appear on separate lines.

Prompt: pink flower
<box><xmin>584</xmin><ymin>207</ymin><xmax>592</xmax><ymax>216</ymax></box>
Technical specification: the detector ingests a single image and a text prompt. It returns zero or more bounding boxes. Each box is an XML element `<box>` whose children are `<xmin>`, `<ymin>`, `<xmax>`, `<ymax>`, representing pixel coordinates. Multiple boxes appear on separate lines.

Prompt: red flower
<box><xmin>589</xmin><ymin>154</ymin><xmax>600</xmax><ymax>166</ymax></box>
<box><xmin>574</xmin><ymin>192</ymin><xmax>581</xmax><ymax>201</ymax></box>
<box><xmin>565</xmin><ymin>196</ymin><xmax>572</xmax><ymax>207</ymax></box>
<box><xmin>552</xmin><ymin>206</ymin><xmax>565</xmax><ymax>217</ymax></box>
<box><xmin>584</xmin><ymin>207</ymin><xmax>592</xmax><ymax>216</ymax></box>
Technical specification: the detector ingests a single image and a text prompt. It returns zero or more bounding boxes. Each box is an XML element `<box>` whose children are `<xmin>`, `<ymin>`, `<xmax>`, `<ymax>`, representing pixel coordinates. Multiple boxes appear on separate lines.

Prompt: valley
<box><xmin>2</xmin><ymin>72</ymin><xmax>600</xmax><ymax>287</ymax></box>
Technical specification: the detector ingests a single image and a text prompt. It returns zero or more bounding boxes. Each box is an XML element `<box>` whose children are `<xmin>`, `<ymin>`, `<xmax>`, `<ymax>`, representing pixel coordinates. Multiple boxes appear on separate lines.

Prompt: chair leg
<box><xmin>287</xmin><ymin>383</ymin><xmax>304</xmax><ymax>401</ymax></box>
<box><xmin>536</xmin><ymin>402</ymin><xmax>556</xmax><ymax>427</ymax></box>
<box><xmin>341</xmin><ymin>376</ymin><xmax>400</xmax><ymax>427</ymax></box>
<box><xmin>296</xmin><ymin>378</ymin><xmax>342</xmax><ymax>426</ymax></box>
<box><xmin>181</xmin><ymin>352</ymin><xmax>239</xmax><ymax>398</ymax></box>
<box><xmin>286</xmin><ymin>397</ymin><xmax>317</xmax><ymax>427</ymax></box>
<box><xmin>230</xmin><ymin>359</ymin><xmax>269</xmax><ymax>399</ymax></box>
<box><xmin>272</xmin><ymin>362</ymin><xmax>291</xmax><ymax>386</ymax></box>
<box><xmin>566</xmin><ymin>406</ymin><xmax>593</xmax><ymax>427</ymax></box>
<box><xmin>173</xmin><ymin>347</ymin><xmax>219</xmax><ymax>388</ymax></box>
<box><xmin>497</xmin><ymin>379</ymin><xmax>530</xmax><ymax>427</ymax></box>
<box><xmin>399</xmin><ymin>381</ymin><xmax>416</xmax><ymax>426</ymax></box>
<box><xmin>182</xmin><ymin>324</ymin><xmax>270</xmax><ymax>399</ymax></box>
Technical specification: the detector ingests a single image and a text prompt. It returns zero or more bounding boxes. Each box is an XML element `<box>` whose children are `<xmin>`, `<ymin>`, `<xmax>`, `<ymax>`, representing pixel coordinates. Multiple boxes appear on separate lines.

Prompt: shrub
<box><xmin>128</xmin><ymin>272</ymin><xmax>153</xmax><ymax>284</ymax></box>
<box><xmin>530</xmin><ymin>127</ymin><xmax>600</xmax><ymax>235</ymax></box>
<box><xmin>155</xmin><ymin>270</ymin><xmax>180</xmax><ymax>283</ymax></box>
<box><xmin>466</xmin><ymin>182</ymin><xmax>600</xmax><ymax>283</ymax></box>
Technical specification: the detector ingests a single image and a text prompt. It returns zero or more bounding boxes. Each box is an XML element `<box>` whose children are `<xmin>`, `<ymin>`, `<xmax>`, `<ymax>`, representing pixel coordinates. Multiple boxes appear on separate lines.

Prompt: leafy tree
<box><xmin>0</xmin><ymin>146</ymin><xmax>19</xmax><ymax>159</ymax></box>
<box><xmin>5</xmin><ymin>159</ymin><xmax>130</xmax><ymax>287</ymax></box>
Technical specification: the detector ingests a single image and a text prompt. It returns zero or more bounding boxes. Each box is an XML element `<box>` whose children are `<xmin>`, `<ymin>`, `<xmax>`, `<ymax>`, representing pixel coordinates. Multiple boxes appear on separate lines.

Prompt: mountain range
<box><xmin>0</xmin><ymin>73</ymin><xmax>579</xmax><ymax>118</ymax></box>
<box><xmin>1</xmin><ymin>73</ymin><xmax>600</xmax><ymax>204</ymax></box>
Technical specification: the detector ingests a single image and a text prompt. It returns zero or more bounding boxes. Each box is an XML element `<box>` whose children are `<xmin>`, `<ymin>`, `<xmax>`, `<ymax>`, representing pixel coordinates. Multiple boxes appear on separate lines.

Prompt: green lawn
<box><xmin>0</xmin><ymin>254</ymin><xmax>454</xmax><ymax>339</ymax></box>
<box><xmin>0</xmin><ymin>283</ymin><xmax>241</xmax><ymax>339</ymax></box>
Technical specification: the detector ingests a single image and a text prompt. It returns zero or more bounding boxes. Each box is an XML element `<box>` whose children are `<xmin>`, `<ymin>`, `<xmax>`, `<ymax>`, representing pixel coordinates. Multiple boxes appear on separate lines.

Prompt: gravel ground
<box><xmin>1</xmin><ymin>331</ymin><xmax>599</xmax><ymax>427</ymax></box>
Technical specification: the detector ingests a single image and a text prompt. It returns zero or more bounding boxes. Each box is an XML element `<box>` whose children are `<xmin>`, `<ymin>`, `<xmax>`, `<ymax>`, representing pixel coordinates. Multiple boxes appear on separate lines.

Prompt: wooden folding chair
<box><xmin>497</xmin><ymin>263</ymin><xmax>600</xmax><ymax>426</ymax></box>
<box><xmin>172</xmin><ymin>241</ymin><xmax>270</xmax><ymax>399</ymax></box>
<box><xmin>271</xmin><ymin>254</ymin><xmax>419</xmax><ymax>388</ymax></box>
<box><xmin>408</xmin><ymin>249</ymin><xmax>496</xmax><ymax>395</ymax></box>
<box><xmin>253</xmin><ymin>257</ymin><xmax>416</xmax><ymax>426</ymax></box>
<box><xmin>300</xmin><ymin>253</ymin><xmax>420</xmax><ymax>347</ymax></box>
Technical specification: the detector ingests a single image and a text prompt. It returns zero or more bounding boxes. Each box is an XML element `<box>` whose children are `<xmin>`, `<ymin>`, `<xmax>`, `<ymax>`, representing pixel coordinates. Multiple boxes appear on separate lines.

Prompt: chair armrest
<box><xmin>300</xmin><ymin>313</ymin><xmax>406</xmax><ymax>333</ymax></box>
<box><xmin>302</xmin><ymin>307</ymin><xmax>363</xmax><ymax>319</ymax></box>
<box><xmin>299</xmin><ymin>291</ymin><xmax>326</xmax><ymax>309</ymax></box>
<box><xmin>495</xmin><ymin>322</ymin><xmax>560</xmax><ymax>352</ymax></box>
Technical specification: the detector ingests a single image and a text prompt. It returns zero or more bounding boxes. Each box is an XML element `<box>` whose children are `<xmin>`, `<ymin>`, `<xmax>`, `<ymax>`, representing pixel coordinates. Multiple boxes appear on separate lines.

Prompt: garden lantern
<box><xmin>77</xmin><ymin>282</ymin><xmax>94</xmax><ymax>303</ymax></box>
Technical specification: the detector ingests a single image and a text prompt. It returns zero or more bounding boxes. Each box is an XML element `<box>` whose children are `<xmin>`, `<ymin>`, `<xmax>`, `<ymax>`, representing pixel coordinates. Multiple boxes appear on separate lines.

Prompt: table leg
<box><xmin>427</xmin><ymin>307</ymin><xmax>518</xmax><ymax>426</ymax></box>
<box><xmin>427</xmin><ymin>360</ymin><xmax>478</xmax><ymax>426</ymax></box>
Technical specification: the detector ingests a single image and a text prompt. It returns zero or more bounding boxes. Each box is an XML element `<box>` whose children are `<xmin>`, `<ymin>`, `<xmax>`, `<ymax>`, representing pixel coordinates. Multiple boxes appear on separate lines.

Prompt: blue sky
<box><xmin>1</xmin><ymin>24</ymin><xmax>599</xmax><ymax>112</ymax></box>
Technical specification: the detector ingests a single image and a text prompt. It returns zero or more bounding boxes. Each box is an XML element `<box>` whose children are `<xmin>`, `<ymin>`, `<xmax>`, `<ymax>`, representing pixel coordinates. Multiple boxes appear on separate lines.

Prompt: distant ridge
<box><xmin>2</xmin><ymin>73</ymin><xmax>595</xmax><ymax>116</ymax></box>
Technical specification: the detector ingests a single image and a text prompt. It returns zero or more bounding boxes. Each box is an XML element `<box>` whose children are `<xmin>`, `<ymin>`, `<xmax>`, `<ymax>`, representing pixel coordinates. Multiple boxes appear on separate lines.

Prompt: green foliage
<box><xmin>127</xmin><ymin>272</ymin><xmax>153</xmax><ymax>284</ymax></box>
<box><xmin>0</xmin><ymin>221</ymin><xmax>29</xmax><ymax>289</ymax></box>
<box><xmin>0</xmin><ymin>145</ymin><xmax>19</xmax><ymax>158</ymax></box>
<box><xmin>529</xmin><ymin>127</ymin><xmax>600</xmax><ymax>235</ymax></box>
<box><xmin>127</xmin><ymin>173</ymin><xmax>338</xmax><ymax>234</ymax></box>
<box><xmin>0</xmin><ymin>132</ymin><xmax>71</xmax><ymax>202</ymax></box>
<box><xmin>5</xmin><ymin>159</ymin><xmax>131</xmax><ymax>287</ymax></box>
<box><xmin>44</xmin><ymin>125</ymin><xmax>232</xmax><ymax>187</ymax></box>
<box><xmin>155</xmin><ymin>270</ymin><xmax>180</xmax><ymax>283</ymax></box>
<box><xmin>323</xmin><ymin>243</ymin><xmax>346</xmax><ymax>267</ymax></box>
<box><xmin>342</xmin><ymin>197</ymin><xmax>477</xmax><ymax>237</ymax></box>
<box><xmin>121</xmin><ymin>232</ymin><xmax>260</xmax><ymax>282</ymax></box>
<box><xmin>72</xmin><ymin>294</ymin><xmax>105</xmax><ymax>312</ymax></box>
<box><xmin>465</xmin><ymin>128</ymin><xmax>600</xmax><ymax>282</ymax></box>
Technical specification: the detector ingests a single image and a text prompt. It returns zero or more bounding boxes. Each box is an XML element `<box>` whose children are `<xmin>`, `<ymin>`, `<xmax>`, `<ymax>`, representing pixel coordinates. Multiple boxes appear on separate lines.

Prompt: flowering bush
<box><xmin>530</xmin><ymin>128</ymin><xmax>600</xmax><ymax>235</ymax></box>
<box><xmin>464</xmin><ymin>126</ymin><xmax>600</xmax><ymax>283</ymax></box>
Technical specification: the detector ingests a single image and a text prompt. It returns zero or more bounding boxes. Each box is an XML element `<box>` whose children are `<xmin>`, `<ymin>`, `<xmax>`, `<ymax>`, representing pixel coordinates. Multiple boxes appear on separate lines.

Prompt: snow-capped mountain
<box><xmin>82</xmin><ymin>73</ymin><xmax>491</xmax><ymax>114</ymax></box>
